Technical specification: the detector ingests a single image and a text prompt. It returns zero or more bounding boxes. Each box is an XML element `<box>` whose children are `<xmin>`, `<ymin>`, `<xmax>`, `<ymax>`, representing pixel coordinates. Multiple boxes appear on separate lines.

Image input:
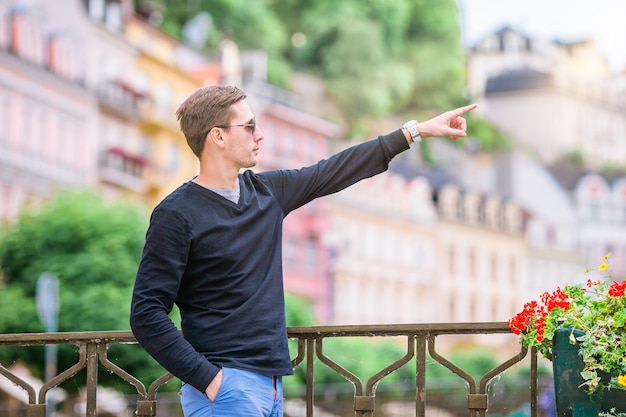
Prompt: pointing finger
<box><xmin>449</xmin><ymin>103</ymin><xmax>477</xmax><ymax>118</ymax></box>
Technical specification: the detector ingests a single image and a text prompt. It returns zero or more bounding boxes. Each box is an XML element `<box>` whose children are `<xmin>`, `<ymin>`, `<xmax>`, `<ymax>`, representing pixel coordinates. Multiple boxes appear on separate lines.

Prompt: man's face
<box><xmin>222</xmin><ymin>100</ymin><xmax>264</xmax><ymax>169</ymax></box>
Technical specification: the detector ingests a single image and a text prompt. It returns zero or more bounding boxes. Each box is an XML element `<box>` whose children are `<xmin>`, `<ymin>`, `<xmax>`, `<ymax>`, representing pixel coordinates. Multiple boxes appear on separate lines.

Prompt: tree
<box><xmin>153</xmin><ymin>0</ymin><xmax>467</xmax><ymax>127</ymax></box>
<box><xmin>0</xmin><ymin>191</ymin><xmax>172</xmax><ymax>393</ymax></box>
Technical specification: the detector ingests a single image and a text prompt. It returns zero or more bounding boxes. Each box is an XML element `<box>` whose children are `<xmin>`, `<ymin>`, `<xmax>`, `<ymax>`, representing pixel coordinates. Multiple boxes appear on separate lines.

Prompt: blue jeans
<box><xmin>180</xmin><ymin>368</ymin><xmax>283</xmax><ymax>417</ymax></box>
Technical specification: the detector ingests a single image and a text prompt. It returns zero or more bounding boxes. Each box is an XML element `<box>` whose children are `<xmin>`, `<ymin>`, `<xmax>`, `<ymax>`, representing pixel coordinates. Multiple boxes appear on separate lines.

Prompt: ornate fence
<box><xmin>0</xmin><ymin>322</ymin><xmax>539</xmax><ymax>417</ymax></box>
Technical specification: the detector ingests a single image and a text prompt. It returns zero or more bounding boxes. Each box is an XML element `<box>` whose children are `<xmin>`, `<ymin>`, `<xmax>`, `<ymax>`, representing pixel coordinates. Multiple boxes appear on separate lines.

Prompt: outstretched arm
<box><xmin>403</xmin><ymin>103</ymin><xmax>478</xmax><ymax>143</ymax></box>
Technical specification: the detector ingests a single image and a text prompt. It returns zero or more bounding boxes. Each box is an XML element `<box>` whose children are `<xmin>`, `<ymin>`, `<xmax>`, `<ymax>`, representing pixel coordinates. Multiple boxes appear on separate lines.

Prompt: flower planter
<box><xmin>552</xmin><ymin>328</ymin><xmax>626</xmax><ymax>417</ymax></box>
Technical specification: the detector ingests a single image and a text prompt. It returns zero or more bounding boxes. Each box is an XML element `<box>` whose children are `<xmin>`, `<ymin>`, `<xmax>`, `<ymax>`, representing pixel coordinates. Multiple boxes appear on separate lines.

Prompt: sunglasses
<box><xmin>214</xmin><ymin>117</ymin><xmax>256</xmax><ymax>135</ymax></box>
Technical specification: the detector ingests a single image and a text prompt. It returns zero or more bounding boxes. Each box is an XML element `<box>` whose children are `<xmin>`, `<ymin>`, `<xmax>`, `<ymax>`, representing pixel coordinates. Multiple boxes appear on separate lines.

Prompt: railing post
<box><xmin>531</xmin><ymin>347</ymin><xmax>538</xmax><ymax>417</ymax></box>
<box><xmin>416</xmin><ymin>335</ymin><xmax>426</xmax><ymax>417</ymax></box>
<box><xmin>467</xmin><ymin>393</ymin><xmax>489</xmax><ymax>417</ymax></box>
<box><xmin>306</xmin><ymin>338</ymin><xmax>315</xmax><ymax>417</ymax></box>
<box><xmin>27</xmin><ymin>404</ymin><xmax>46</xmax><ymax>417</ymax></box>
<box><xmin>85</xmin><ymin>342</ymin><xmax>98</xmax><ymax>417</ymax></box>
<box><xmin>136</xmin><ymin>400</ymin><xmax>158</xmax><ymax>417</ymax></box>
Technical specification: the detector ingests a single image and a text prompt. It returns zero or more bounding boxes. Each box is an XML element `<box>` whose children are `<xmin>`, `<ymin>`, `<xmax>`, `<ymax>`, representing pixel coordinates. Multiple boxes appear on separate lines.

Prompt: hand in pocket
<box><xmin>205</xmin><ymin>370</ymin><xmax>223</xmax><ymax>402</ymax></box>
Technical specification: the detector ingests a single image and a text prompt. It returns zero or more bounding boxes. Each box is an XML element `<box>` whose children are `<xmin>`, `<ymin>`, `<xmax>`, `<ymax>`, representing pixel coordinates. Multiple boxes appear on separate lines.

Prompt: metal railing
<box><xmin>0</xmin><ymin>322</ymin><xmax>539</xmax><ymax>417</ymax></box>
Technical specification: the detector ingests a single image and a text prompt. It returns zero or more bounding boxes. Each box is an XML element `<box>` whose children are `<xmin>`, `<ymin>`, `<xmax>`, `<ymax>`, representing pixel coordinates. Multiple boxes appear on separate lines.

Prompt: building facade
<box><xmin>326</xmin><ymin>171</ymin><xmax>439</xmax><ymax>325</ymax></box>
<box><xmin>248</xmin><ymin>82</ymin><xmax>340</xmax><ymax>323</ymax></box>
<box><xmin>468</xmin><ymin>26</ymin><xmax>626</xmax><ymax>167</ymax></box>
<box><xmin>0</xmin><ymin>0</ymin><xmax>98</xmax><ymax>219</ymax></box>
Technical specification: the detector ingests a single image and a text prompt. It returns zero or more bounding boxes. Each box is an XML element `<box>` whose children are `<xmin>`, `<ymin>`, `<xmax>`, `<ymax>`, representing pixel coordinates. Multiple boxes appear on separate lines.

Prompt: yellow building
<box><xmin>123</xmin><ymin>15</ymin><xmax>207</xmax><ymax>206</ymax></box>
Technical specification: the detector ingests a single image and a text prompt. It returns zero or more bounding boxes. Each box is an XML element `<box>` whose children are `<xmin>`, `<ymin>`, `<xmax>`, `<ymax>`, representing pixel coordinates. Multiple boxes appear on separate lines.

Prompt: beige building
<box><xmin>468</xmin><ymin>26</ymin><xmax>626</xmax><ymax>167</ymax></box>
<box><xmin>434</xmin><ymin>183</ymin><xmax>527</xmax><ymax>323</ymax></box>
<box><xmin>325</xmin><ymin>157</ymin><xmax>530</xmax><ymax>326</ymax></box>
<box><xmin>326</xmin><ymin>169</ymin><xmax>440</xmax><ymax>325</ymax></box>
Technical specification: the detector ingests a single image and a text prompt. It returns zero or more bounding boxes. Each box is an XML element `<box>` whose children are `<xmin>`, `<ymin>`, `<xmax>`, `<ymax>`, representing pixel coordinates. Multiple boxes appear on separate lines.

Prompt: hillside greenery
<box><xmin>142</xmin><ymin>0</ymin><xmax>508</xmax><ymax>150</ymax></box>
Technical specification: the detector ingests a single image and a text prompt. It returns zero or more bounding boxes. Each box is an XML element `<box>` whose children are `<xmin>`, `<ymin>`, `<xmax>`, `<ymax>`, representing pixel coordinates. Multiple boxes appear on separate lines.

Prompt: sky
<box><xmin>457</xmin><ymin>0</ymin><xmax>626</xmax><ymax>72</ymax></box>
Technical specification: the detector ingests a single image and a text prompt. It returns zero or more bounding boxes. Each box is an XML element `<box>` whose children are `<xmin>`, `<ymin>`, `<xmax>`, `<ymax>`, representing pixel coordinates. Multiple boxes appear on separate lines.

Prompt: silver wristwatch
<box><xmin>403</xmin><ymin>120</ymin><xmax>421</xmax><ymax>143</ymax></box>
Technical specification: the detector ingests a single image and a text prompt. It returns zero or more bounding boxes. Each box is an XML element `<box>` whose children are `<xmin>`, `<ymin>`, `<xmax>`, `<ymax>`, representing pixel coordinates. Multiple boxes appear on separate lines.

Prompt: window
<box><xmin>156</xmin><ymin>82</ymin><xmax>172</xmax><ymax>115</ymax></box>
<box><xmin>448</xmin><ymin>295</ymin><xmax>456</xmax><ymax>322</ymax></box>
<box><xmin>449</xmin><ymin>245</ymin><xmax>456</xmax><ymax>275</ymax></box>
<box><xmin>167</xmin><ymin>142</ymin><xmax>179</xmax><ymax>174</ymax></box>
<box><xmin>305</xmin><ymin>237</ymin><xmax>317</xmax><ymax>272</ymax></box>
<box><xmin>468</xmin><ymin>247</ymin><xmax>476</xmax><ymax>277</ymax></box>
<box><xmin>134</xmin><ymin>72</ymin><xmax>151</xmax><ymax>95</ymax></box>
<box><xmin>20</xmin><ymin>97</ymin><xmax>32</xmax><ymax>152</ymax></box>
<box><xmin>263</xmin><ymin>121</ymin><xmax>275</xmax><ymax>151</ymax></box>
<box><xmin>11</xmin><ymin>10</ymin><xmax>44</xmax><ymax>65</ymax></box>
<box><xmin>509</xmin><ymin>257</ymin><xmax>517</xmax><ymax>284</ymax></box>
<box><xmin>491</xmin><ymin>254</ymin><xmax>498</xmax><ymax>282</ymax></box>
<box><xmin>140</xmin><ymin>135</ymin><xmax>153</xmax><ymax>158</ymax></box>
<box><xmin>48</xmin><ymin>34</ymin><xmax>83</xmax><ymax>83</ymax></box>
<box><xmin>87</xmin><ymin>0</ymin><xmax>106</xmax><ymax>21</ymax></box>
<box><xmin>456</xmin><ymin>195</ymin><xmax>465</xmax><ymax>220</ymax></box>
<box><xmin>306</xmin><ymin>134</ymin><xmax>316</xmax><ymax>164</ymax></box>
<box><xmin>0</xmin><ymin>91</ymin><xmax>8</xmax><ymax>143</ymax></box>
<box><xmin>29</xmin><ymin>102</ymin><xmax>43</xmax><ymax>170</ymax></box>
<box><xmin>0</xmin><ymin>8</ymin><xmax>8</xmax><ymax>50</ymax></box>
<box><xmin>491</xmin><ymin>296</ymin><xmax>498</xmax><ymax>320</ymax></box>
<box><xmin>284</xmin><ymin>237</ymin><xmax>297</xmax><ymax>269</ymax></box>
<box><xmin>283</xmin><ymin>128</ymin><xmax>296</xmax><ymax>159</ymax></box>
<box><xmin>588</xmin><ymin>199</ymin><xmax>601</xmax><ymax>220</ymax></box>
<box><xmin>105</xmin><ymin>1</ymin><xmax>123</xmax><ymax>32</ymax></box>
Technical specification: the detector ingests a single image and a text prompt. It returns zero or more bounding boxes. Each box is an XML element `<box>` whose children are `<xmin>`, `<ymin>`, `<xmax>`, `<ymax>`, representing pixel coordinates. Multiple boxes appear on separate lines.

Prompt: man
<box><xmin>130</xmin><ymin>85</ymin><xmax>476</xmax><ymax>416</ymax></box>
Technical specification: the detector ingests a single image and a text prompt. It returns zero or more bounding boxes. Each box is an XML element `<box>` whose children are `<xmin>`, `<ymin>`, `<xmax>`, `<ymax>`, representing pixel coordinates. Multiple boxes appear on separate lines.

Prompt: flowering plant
<box><xmin>508</xmin><ymin>254</ymin><xmax>626</xmax><ymax>395</ymax></box>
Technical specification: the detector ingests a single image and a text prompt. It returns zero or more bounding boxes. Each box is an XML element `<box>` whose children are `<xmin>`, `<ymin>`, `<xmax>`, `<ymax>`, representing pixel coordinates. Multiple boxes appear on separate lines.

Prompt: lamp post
<box><xmin>36</xmin><ymin>272</ymin><xmax>59</xmax><ymax>417</ymax></box>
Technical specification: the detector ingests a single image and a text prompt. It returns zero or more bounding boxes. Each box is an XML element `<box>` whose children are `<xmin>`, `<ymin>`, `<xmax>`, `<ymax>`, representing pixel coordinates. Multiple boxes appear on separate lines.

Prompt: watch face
<box><xmin>405</xmin><ymin>121</ymin><xmax>418</xmax><ymax>137</ymax></box>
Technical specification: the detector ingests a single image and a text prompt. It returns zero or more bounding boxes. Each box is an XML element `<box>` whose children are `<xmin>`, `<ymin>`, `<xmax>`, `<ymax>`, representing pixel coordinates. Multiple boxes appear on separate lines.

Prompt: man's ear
<box><xmin>207</xmin><ymin>128</ymin><xmax>226</xmax><ymax>149</ymax></box>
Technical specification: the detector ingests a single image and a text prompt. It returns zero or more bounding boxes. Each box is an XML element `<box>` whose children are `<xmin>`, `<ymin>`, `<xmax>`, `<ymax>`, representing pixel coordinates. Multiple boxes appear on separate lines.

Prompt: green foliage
<box><xmin>285</xmin><ymin>293</ymin><xmax>315</xmax><ymax>326</ymax></box>
<box><xmin>455</xmin><ymin>114</ymin><xmax>512</xmax><ymax>151</ymax></box>
<box><xmin>0</xmin><ymin>191</ymin><xmax>146</xmax><ymax>297</ymax></box>
<box><xmin>266</xmin><ymin>57</ymin><xmax>292</xmax><ymax>89</ymax></box>
<box><xmin>154</xmin><ymin>0</ymin><xmax>466</xmax><ymax>125</ymax></box>
<box><xmin>0</xmin><ymin>190</ymin><xmax>173</xmax><ymax>393</ymax></box>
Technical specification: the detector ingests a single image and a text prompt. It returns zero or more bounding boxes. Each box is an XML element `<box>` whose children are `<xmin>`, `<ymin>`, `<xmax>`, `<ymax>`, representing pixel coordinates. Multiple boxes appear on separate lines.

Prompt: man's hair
<box><xmin>175</xmin><ymin>85</ymin><xmax>247</xmax><ymax>157</ymax></box>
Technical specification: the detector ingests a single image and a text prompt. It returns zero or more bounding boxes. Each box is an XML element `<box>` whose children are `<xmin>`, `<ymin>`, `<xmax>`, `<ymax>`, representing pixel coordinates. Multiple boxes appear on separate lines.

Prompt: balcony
<box><xmin>97</xmin><ymin>79</ymin><xmax>149</xmax><ymax>122</ymax></box>
<box><xmin>98</xmin><ymin>147</ymin><xmax>168</xmax><ymax>195</ymax></box>
<box><xmin>0</xmin><ymin>323</ymin><xmax>542</xmax><ymax>417</ymax></box>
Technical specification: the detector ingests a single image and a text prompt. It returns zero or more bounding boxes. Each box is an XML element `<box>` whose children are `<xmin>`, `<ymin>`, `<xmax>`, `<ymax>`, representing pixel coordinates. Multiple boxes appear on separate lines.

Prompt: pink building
<box><xmin>0</xmin><ymin>0</ymin><xmax>98</xmax><ymax>219</ymax></box>
<box><xmin>251</xmin><ymin>90</ymin><xmax>340</xmax><ymax>323</ymax></box>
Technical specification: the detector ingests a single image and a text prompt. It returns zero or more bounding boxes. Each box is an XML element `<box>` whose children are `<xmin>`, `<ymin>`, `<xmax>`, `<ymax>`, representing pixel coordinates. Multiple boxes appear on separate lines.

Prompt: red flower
<box><xmin>507</xmin><ymin>300</ymin><xmax>547</xmax><ymax>335</ymax></box>
<box><xmin>608</xmin><ymin>281</ymin><xmax>626</xmax><ymax>297</ymax></box>
<box><xmin>540</xmin><ymin>287</ymin><xmax>571</xmax><ymax>311</ymax></box>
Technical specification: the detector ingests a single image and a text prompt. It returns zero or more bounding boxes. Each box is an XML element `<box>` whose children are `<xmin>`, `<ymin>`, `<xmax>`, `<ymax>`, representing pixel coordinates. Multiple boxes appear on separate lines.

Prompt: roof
<box><xmin>486</xmin><ymin>68</ymin><xmax>555</xmax><ymax>94</ymax></box>
<box><xmin>389</xmin><ymin>152</ymin><xmax>459</xmax><ymax>192</ymax></box>
<box><xmin>547</xmin><ymin>162</ymin><xmax>626</xmax><ymax>191</ymax></box>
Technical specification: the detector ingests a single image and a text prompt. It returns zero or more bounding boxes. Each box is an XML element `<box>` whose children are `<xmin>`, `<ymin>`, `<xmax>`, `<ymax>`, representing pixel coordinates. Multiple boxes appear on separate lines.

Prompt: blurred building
<box><xmin>466</xmin><ymin>26</ymin><xmax>626</xmax><ymax>290</ymax></box>
<box><xmin>468</xmin><ymin>26</ymin><xmax>626</xmax><ymax>167</ymax></box>
<box><xmin>121</xmin><ymin>14</ymin><xmax>205</xmax><ymax>205</ymax></box>
<box><xmin>5</xmin><ymin>3</ymin><xmax>623</xmax><ymax>331</ymax></box>
<box><xmin>326</xmin><ymin>169</ymin><xmax>439</xmax><ymax>324</ymax></box>
<box><xmin>0</xmin><ymin>0</ymin><xmax>98</xmax><ymax>219</ymax></box>
<box><xmin>549</xmin><ymin>164</ymin><xmax>626</xmax><ymax>277</ymax></box>
<box><xmin>0</xmin><ymin>0</ymin><xmax>213</xmax><ymax>218</ymax></box>
<box><xmin>84</xmin><ymin>0</ymin><xmax>152</xmax><ymax>203</ymax></box>
<box><xmin>432</xmin><ymin>183</ymin><xmax>527</xmax><ymax>322</ymax></box>
<box><xmin>244</xmin><ymin>79</ymin><xmax>341</xmax><ymax>323</ymax></box>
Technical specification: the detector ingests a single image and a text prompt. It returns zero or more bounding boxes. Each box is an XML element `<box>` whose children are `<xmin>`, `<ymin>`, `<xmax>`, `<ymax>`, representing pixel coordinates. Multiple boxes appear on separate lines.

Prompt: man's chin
<box><xmin>243</xmin><ymin>159</ymin><xmax>257</xmax><ymax>169</ymax></box>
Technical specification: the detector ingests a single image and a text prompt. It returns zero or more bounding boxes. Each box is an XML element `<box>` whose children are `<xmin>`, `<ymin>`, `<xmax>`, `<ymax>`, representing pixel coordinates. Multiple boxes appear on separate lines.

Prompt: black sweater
<box><xmin>130</xmin><ymin>130</ymin><xmax>409</xmax><ymax>392</ymax></box>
